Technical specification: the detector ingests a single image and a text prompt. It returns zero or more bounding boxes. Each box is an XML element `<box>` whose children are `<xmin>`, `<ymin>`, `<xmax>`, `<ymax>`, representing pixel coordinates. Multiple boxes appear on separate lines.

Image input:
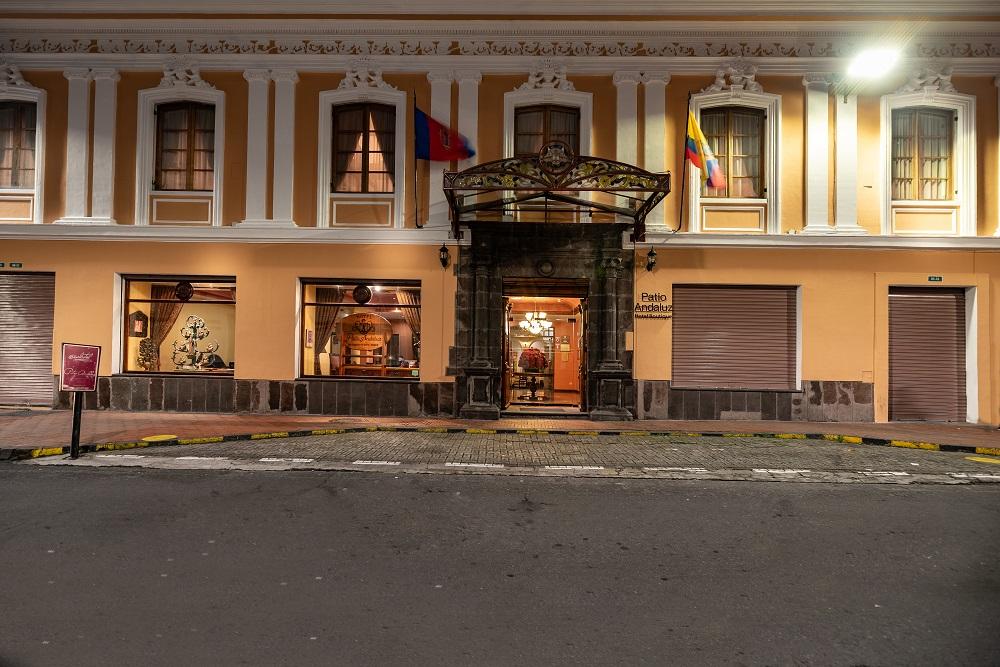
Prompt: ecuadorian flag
<box><xmin>685</xmin><ymin>111</ymin><xmax>727</xmax><ymax>189</ymax></box>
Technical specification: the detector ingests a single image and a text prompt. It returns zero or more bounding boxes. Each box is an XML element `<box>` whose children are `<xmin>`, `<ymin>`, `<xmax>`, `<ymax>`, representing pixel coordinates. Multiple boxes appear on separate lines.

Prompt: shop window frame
<box><xmin>298</xmin><ymin>278</ymin><xmax>422</xmax><ymax>382</ymax></box>
<box><xmin>118</xmin><ymin>274</ymin><xmax>237</xmax><ymax>376</ymax></box>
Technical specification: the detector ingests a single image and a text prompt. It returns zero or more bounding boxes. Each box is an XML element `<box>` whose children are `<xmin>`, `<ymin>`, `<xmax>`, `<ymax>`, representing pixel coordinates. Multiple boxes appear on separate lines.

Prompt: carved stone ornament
<box><xmin>702</xmin><ymin>60</ymin><xmax>763</xmax><ymax>94</ymax></box>
<box><xmin>338</xmin><ymin>59</ymin><xmax>396</xmax><ymax>90</ymax></box>
<box><xmin>0</xmin><ymin>61</ymin><xmax>28</xmax><ymax>88</ymax></box>
<box><xmin>159</xmin><ymin>60</ymin><xmax>214</xmax><ymax>89</ymax></box>
<box><xmin>518</xmin><ymin>60</ymin><xmax>575</xmax><ymax>91</ymax></box>
<box><xmin>895</xmin><ymin>64</ymin><xmax>956</xmax><ymax>94</ymax></box>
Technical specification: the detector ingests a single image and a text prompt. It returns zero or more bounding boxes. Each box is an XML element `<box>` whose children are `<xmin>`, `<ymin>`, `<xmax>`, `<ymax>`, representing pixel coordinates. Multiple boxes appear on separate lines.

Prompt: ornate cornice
<box><xmin>2</xmin><ymin>19</ymin><xmax>998</xmax><ymax>62</ymax></box>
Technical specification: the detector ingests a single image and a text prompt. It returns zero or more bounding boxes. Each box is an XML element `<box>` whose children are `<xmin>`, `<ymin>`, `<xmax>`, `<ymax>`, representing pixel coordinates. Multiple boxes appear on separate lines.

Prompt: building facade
<box><xmin>1</xmin><ymin>2</ymin><xmax>999</xmax><ymax>424</ymax></box>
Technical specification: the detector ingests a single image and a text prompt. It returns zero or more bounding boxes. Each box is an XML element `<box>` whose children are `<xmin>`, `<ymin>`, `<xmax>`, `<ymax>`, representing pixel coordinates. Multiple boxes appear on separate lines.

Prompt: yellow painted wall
<box><xmin>633</xmin><ymin>247</ymin><xmax>998</xmax><ymax>424</ymax></box>
<box><xmin>954</xmin><ymin>76</ymin><xmax>1000</xmax><ymax>237</ymax></box>
<box><xmin>19</xmin><ymin>71</ymin><xmax>67</xmax><ymax>224</ymax></box>
<box><xmin>0</xmin><ymin>240</ymin><xmax>456</xmax><ymax>384</ymax></box>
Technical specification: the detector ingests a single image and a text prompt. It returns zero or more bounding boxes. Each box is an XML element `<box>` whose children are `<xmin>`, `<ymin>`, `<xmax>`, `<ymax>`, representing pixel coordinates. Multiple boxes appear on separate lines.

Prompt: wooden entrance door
<box><xmin>578</xmin><ymin>297</ymin><xmax>589</xmax><ymax>413</ymax></box>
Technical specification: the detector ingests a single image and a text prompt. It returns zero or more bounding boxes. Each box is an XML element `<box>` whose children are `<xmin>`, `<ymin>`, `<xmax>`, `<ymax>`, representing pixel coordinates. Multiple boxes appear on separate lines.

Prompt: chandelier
<box><xmin>518</xmin><ymin>311</ymin><xmax>553</xmax><ymax>335</ymax></box>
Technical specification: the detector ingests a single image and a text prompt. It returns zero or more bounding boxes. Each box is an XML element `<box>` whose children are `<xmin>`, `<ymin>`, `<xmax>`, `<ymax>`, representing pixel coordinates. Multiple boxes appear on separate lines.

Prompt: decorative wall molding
<box><xmin>702</xmin><ymin>60</ymin><xmax>763</xmax><ymax>94</ymax></box>
<box><xmin>338</xmin><ymin>58</ymin><xmax>396</xmax><ymax>90</ymax></box>
<box><xmin>159</xmin><ymin>59</ymin><xmax>214</xmax><ymax>88</ymax></box>
<box><xmin>895</xmin><ymin>64</ymin><xmax>956</xmax><ymax>94</ymax></box>
<box><xmin>518</xmin><ymin>60</ymin><xmax>574</xmax><ymax>91</ymax></box>
<box><xmin>0</xmin><ymin>60</ymin><xmax>29</xmax><ymax>88</ymax></box>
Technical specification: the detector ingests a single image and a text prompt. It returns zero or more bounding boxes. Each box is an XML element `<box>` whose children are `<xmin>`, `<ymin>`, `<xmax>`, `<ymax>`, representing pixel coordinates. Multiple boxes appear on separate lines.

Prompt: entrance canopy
<box><xmin>443</xmin><ymin>141</ymin><xmax>670</xmax><ymax>241</ymax></box>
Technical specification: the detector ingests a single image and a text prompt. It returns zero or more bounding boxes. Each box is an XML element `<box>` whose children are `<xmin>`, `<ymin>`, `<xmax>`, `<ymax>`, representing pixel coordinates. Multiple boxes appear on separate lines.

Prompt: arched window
<box><xmin>154</xmin><ymin>101</ymin><xmax>215</xmax><ymax>191</ymax></box>
<box><xmin>513</xmin><ymin>105</ymin><xmax>580</xmax><ymax>156</ymax></box>
<box><xmin>332</xmin><ymin>103</ymin><xmax>396</xmax><ymax>194</ymax></box>
<box><xmin>0</xmin><ymin>101</ymin><xmax>37</xmax><ymax>189</ymax></box>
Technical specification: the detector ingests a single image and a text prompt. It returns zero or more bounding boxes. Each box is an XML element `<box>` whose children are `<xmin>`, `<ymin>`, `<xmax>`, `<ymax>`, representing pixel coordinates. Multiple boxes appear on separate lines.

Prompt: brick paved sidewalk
<box><xmin>1</xmin><ymin>408</ymin><xmax>998</xmax><ymax>451</ymax></box>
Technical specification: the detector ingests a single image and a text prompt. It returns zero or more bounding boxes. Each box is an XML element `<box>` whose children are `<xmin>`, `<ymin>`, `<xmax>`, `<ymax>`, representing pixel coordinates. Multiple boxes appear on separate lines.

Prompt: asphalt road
<box><xmin>2</xmin><ymin>466</ymin><xmax>999</xmax><ymax>666</ymax></box>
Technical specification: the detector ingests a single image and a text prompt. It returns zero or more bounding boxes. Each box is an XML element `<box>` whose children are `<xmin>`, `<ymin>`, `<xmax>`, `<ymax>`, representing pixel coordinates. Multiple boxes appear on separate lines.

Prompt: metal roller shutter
<box><xmin>672</xmin><ymin>285</ymin><xmax>797</xmax><ymax>390</ymax></box>
<box><xmin>0</xmin><ymin>273</ymin><xmax>56</xmax><ymax>406</ymax></box>
<box><xmin>889</xmin><ymin>287</ymin><xmax>966</xmax><ymax>422</ymax></box>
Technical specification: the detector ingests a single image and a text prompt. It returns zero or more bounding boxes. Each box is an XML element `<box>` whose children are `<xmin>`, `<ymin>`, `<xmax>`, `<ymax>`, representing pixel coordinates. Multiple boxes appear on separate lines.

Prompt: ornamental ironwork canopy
<box><xmin>443</xmin><ymin>141</ymin><xmax>670</xmax><ymax>241</ymax></box>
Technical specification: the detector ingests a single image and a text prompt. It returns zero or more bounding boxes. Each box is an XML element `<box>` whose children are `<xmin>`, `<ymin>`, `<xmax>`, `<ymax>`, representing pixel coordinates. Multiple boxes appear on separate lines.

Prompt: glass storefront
<box><xmin>122</xmin><ymin>277</ymin><xmax>236</xmax><ymax>374</ymax></box>
<box><xmin>301</xmin><ymin>280</ymin><xmax>420</xmax><ymax>379</ymax></box>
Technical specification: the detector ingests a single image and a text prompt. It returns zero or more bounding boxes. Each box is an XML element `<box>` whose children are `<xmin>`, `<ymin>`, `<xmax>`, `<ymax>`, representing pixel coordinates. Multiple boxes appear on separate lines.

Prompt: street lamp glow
<box><xmin>847</xmin><ymin>48</ymin><xmax>900</xmax><ymax>79</ymax></box>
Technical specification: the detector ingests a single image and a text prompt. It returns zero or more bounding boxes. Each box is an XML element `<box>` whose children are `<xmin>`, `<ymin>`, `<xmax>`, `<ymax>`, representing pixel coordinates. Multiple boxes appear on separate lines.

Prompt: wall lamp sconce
<box><xmin>645</xmin><ymin>247</ymin><xmax>657</xmax><ymax>272</ymax></box>
<box><xmin>439</xmin><ymin>243</ymin><xmax>451</xmax><ymax>269</ymax></box>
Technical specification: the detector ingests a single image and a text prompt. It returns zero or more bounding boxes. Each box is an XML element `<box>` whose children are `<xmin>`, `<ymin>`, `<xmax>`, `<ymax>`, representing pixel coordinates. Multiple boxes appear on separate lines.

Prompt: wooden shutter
<box><xmin>889</xmin><ymin>287</ymin><xmax>966</xmax><ymax>422</ymax></box>
<box><xmin>0</xmin><ymin>273</ymin><xmax>55</xmax><ymax>406</ymax></box>
<box><xmin>672</xmin><ymin>285</ymin><xmax>797</xmax><ymax>390</ymax></box>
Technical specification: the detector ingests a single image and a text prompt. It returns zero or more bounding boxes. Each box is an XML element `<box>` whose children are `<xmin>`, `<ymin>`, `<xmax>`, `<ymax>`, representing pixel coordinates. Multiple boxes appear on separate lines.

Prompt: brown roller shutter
<box><xmin>0</xmin><ymin>273</ymin><xmax>55</xmax><ymax>406</ymax></box>
<box><xmin>672</xmin><ymin>285</ymin><xmax>797</xmax><ymax>390</ymax></box>
<box><xmin>889</xmin><ymin>287</ymin><xmax>966</xmax><ymax>422</ymax></box>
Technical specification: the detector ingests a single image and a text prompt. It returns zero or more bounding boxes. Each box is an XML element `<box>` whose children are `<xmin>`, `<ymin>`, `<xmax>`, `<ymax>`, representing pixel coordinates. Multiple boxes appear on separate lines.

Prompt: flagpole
<box><xmin>676</xmin><ymin>91</ymin><xmax>692</xmax><ymax>233</ymax></box>
<box><xmin>412</xmin><ymin>92</ymin><xmax>423</xmax><ymax>229</ymax></box>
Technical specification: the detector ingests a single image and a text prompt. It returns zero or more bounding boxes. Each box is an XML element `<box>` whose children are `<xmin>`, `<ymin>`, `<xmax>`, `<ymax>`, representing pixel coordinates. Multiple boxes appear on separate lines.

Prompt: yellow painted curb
<box><xmin>365</xmin><ymin>426</ymin><xmax>379</xmax><ymax>432</ymax></box>
<box><xmin>622</xmin><ymin>431</ymin><xmax>650</xmax><ymax>436</ymax></box>
<box><xmin>567</xmin><ymin>431</ymin><xmax>599</xmax><ymax>436</ymax></box>
<box><xmin>722</xmin><ymin>433</ymin><xmax>755</xmax><ymax>438</ymax></box>
<box><xmin>466</xmin><ymin>428</ymin><xmax>496</xmax><ymax>434</ymax></box>
<box><xmin>177</xmin><ymin>436</ymin><xmax>224</xmax><ymax>445</ymax></box>
<box><xmin>250</xmin><ymin>432</ymin><xmax>289</xmax><ymax>440</ymax></box>
<box><xmin>966</xmin><ymin>456</ymin><xmax>1000</xmax><ymax>465</ymax></box>
<box><xmin>975</xmin><ymin>447</ymin><xmax>1000</xmax><ymax>456</ymax></box>
<box><xmin>30</xmin><ymin>447</ymin><xmax>64</xmax><ymax>458</ymax></box>
<box><xmin>776</xmin><ymin>433</ymin><xmax>807</xmax><ymax>439</ymax></box>
<box><xmin>516</xmin><ymin>430</ymin><xmax>538</xmax><ymax>435</ymax></box>
<box><xmin>890</xmin><ymin>440</ymin><xmax>940</xmax><ymax>451</ymax></box>
<box><xmin>822</xmin><ymin>434</ymin><xmax>861</xmax><ymax>444</ymax></box>
<box><xmin>418</xmin><ymin>427</ymin><xmax>448</xmax><ymax>433</ymax></box>
<box><xmin>310</xmin><ymin>428</ymin><xmax>344</xmax><ymax>435</ymax></box>
<box><xmin>142</xmin><ymin>434</ymin><xmax>178</xmax><ymax>442</ymax></box>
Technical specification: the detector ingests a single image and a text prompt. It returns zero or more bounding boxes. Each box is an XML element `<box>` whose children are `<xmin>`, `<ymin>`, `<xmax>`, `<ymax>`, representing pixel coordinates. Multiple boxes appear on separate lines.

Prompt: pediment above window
<box><xmin>338</xmin><ymin>59</ymin><xmax>399</xmax><ymax>91</ymax></box>
<box><xmin>702</xmin><ymin>60</ymin><xmax>764</xmax><ymax>96</ymax></box>
<box><xmin>895</xmin><ymin>64</ymin><xmax>956</xmax><ymax>96</ymax></box>
<box><xmin>518</xmin><ymin>60</ymin><xmax>575</xmax><ymax>92</ymax></box>
<box><xmin>158</xmin><ymin>60</ymin><xmax>215</xmax><ymax>89</ymax></box>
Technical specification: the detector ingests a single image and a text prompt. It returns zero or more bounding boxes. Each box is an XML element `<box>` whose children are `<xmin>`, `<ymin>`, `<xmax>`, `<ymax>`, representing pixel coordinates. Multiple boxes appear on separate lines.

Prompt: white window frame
<box><xmin>0</xmin><ymin>85</ymin><xmax>46</xmax><ymax>224</ymax></box>
<box><xmin>880</xmin><ymin>91</ymin><xmax>976</xmax><ymax>236</ymax></box>
<box><xmin>503</xmin><ymin>87</ymin><xmax>592</xmax><ymax>158</ymax></box>
<box><xmin>317</xmin><ymin>88</ymin><xmax>407</xmax><ymax>229</ymax></box>
<box><xmin>687</xmin><ymin>91</ymin><xmax>781</xmax><ymax>234</ymax></box>
<box><xmin>135</xmin><ymin>86</ymin><xmax>225</xmax><ymax>227</ymax></box>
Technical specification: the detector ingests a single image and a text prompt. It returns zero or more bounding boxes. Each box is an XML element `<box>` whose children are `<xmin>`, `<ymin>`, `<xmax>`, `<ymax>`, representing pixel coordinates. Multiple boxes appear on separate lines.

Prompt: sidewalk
<box><xmin>1</xmin><ymin>409</ymin><xmax>998</xmax><ymax>453</ymax></box>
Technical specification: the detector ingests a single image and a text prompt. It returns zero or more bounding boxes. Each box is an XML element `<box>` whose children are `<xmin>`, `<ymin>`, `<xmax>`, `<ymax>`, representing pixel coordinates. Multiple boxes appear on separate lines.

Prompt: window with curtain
<box><xmin>154</xmin><ymin>102</ymin><xmax>215</xmax><ymax>191</ymax></box>
<box><xmin>514</xmin><ymin>105</ymin><xmax>580</xmax><ymax>156</ymax></box>
<box><xmin>700</xmin><ymin>107</ymin><xmax>764</xmax><ymax>198</ymax></box>
<box><xmin>891</xmin><ymin>107</ymin><xmax>953</xmax><ymax>201</ymax></box>
<box><xmin>332</xmin><ymin>103</ymin><xmax>395</xmax><ymax>193</ymax></box>
<box><xmin>123</xmin><ymin>277</ymin><xmax>236</xmax><ymax>374</ymax></box>
<box><xmin>301</xmin><ymin>280</ymin><xmax>420</xmax><ymax>379</ymax></box>
<box><xmin>0</xmin><ymin>101</ymin><xmax>37</xmax><ymax>189</ymax></box>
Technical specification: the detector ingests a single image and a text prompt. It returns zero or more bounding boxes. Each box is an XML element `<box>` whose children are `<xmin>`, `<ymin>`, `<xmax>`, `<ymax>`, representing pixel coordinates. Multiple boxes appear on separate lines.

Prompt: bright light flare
<box><xmin>847</xmin><ymin>48</ymin><xmax>900</xmax><ymax>79</ymax></box>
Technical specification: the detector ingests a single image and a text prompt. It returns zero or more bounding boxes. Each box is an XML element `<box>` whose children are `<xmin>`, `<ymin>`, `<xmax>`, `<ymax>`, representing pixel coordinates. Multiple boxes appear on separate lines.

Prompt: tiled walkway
<box><xmin>1</xmin><ymin>408</ymin><xmax>998</xmax><ymax>450</ymax></box>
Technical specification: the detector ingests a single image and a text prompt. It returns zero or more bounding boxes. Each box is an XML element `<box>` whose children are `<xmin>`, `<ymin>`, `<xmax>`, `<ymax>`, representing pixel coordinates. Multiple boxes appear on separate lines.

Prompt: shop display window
<box><xmin>301</xmin><ymin>280</ymin><xmax>420</xmax><ymax>379</ymax></box>
<box><xmin>122</xmin><ymin>277</ymin><xmax>236</xmax><ymax>374</ymax></box>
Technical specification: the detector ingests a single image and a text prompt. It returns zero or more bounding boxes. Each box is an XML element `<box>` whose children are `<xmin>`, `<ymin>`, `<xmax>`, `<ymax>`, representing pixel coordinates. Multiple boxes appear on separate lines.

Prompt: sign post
<box><xmin>59</xmin><ymin>343</ymin><xmax>101</xmax><ymax>459</ymax></box>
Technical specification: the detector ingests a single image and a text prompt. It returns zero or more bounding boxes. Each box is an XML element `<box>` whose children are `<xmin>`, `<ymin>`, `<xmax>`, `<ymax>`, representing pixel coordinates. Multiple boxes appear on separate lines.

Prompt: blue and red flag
<box><xmin>414</xmin><ymin>107</ymin><xmax>475</xmax><ymax>161</ymax></box>
<box><xmin>685</xmin><ymin>111</ymin><xmax>726</xmax><ymax>189</ymax></box>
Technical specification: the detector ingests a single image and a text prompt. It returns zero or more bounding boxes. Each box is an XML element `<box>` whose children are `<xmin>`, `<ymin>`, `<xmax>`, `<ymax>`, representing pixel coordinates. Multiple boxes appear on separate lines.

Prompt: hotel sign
<box><xmin>60</xmin><ymin>343</ymin><xmax>101</xmax><ymax>392</ymax></box>
<box><xmin>341</xmin><ymin>313</ymin><xmax>392</xmax><ymax>350</ymax></box>
<box><xmin>634</xmin><ymin>292</ymin><xmax>672</xmax><ymax>320</ymax></box>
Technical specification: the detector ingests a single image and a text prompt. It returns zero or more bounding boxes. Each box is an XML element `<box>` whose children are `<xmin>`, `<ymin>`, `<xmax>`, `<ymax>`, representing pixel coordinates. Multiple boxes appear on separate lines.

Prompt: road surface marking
<box><xmin>752</xmin><ymin>469</ymin><xmax>811</xmax><ymax>474</ymax></box>
<box><xmin>95</xmin><ymin>454</ymin><xmax>145</xmax><ymax>459</ymax></box>
<box><xmin>860</xmin><ymin>471</ymin><xmax>909</xmax><ymax>476</ymax></box>
<box><xmin>445</xmin><ymin>462</ymin><xmax>505</xmax><ymax>468</ymax></box>
<box><xmin>260</xmin><ymin>457</ymin><xmax>315</xmax><ymax>463</ymax></box>
<box><xmin>545</xmin><ymin>465</ymin><xmax>604</xmax><ymax>470</ymax></box>
<box><xmin>949</xmin><ymin>472</ymin><xmax>1000</xmax><ymax>480</ymax></box>
<box><xmin>352</xmin><ymin>460</ymin><xmax>401</xmax><ymax>465</ymax></box>
<box><xmin>176</xmin><ymin>456</ymin><xmax>229</xmax><ymax>461</ymax></box>
<box><xmin>965</xmin><ymin>456</ymin><xmax>1000</xmax><ymax>465</ymax></box>
<box><xmin>644</xmin><ymin>466</ymin><xmax>708</xmax><ymax>472</ymax></box>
